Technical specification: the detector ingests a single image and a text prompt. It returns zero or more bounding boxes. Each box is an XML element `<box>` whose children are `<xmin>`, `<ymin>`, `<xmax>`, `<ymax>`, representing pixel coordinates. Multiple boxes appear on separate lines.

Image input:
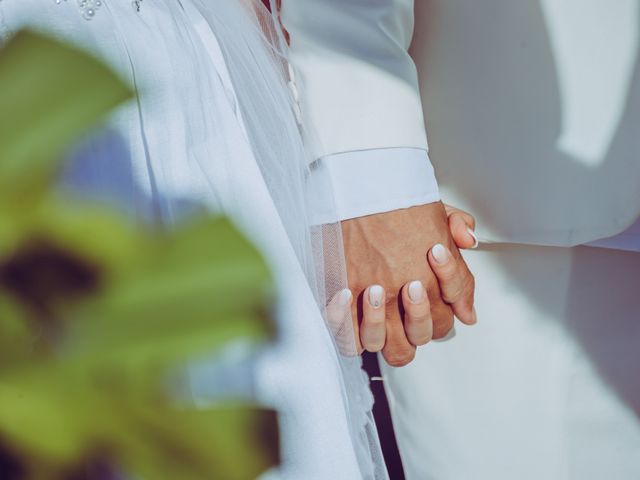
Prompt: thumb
<box><xmin>428</xmin><ymin>243</ymin><xmax>477</xmax><ymax>326</ymax></box>
<box><xmin>445</xmin><ymin>206</ymin><xmax>478</xmax><ymax>250</ymax></box>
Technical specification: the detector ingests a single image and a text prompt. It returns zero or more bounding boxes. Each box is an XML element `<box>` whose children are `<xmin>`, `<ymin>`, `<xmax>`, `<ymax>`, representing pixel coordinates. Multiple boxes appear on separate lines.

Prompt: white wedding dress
<box><xmin>0</xmin><ymin>1</ymin><xmax>385</xmax><ymax>478</ymax></box>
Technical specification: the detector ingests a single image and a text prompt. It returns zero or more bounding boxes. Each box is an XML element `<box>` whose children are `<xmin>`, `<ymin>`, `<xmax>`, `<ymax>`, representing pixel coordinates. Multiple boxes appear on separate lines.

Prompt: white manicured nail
<box><xmin>432</xmin><ymin>244</ymin><xmax>449</xmax><ymax>265</ymax></box>
<box><xmin>369</xmin><ymin>285</ymin><xmax>384</xmax><ymax>308</ymax></box>
<box><xmin>467</xmin><ymin>228</ymin><xmax>479</xmax><ymax>249</ymax></box>
<box><xmin>338</xmin><ymin>289</ymin><xmax>352</xmax><ymax>306</ymax></box>
<box><xmin>408</xmin><ymin>280</ymin><xmax>425</xmax><ymax>304</ymax></box>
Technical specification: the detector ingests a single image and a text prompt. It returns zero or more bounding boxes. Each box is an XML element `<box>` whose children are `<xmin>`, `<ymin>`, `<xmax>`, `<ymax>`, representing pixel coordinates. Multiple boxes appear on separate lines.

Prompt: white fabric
<box><xmin>280</xmin><ymin>0</ymin><xmax>428</xmax><ymax>160</ymax></box>
<box><xmin>376</xmin><ymin>2</ymin><xmax>640</xmax><ymax>477</ymax></box>
<box><xmin>309</xmin><ymin>148</ymin><xmax>440</xmax><ymax>224</ymax></box>
<box><xmin>282</xmin><ymin>0</ymin><xmax>640</xmax><ymax>246</ymax></box>
<box><xmin>411</xmin><ymin>0</ymin><xmax>640</xmax><ymax>246</ymax></box>
<box><xmin>0</xmin><ymin>1</ymin><xmax>386</xmax><ymax>478</ymax></box>
<box><xmin>588</xmin><ymin>216</ymin><xmax>640</xmax><ymax>251</ymax></box>
<box><xmin>382</xmin><ymin>244</ymin><xmax>640</xmax><ymax>480</ymax></box>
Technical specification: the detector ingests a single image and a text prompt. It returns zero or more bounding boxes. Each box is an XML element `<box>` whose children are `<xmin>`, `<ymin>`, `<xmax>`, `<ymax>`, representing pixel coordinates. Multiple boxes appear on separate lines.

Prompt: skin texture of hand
<box><xmin>341</xmin><ymin>201</ymin><xmax>476</xmax><ymax>366</ymax></box>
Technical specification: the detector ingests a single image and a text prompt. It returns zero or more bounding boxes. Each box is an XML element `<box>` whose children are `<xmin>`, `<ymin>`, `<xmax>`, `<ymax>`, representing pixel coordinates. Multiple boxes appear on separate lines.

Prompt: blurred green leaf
<box><xmin>1</xmin><ymin>202</ymin><xmax>274</xmax><ymax>373</ymax></box>
<box><xmin>0</xmin><ymin>378</ymin><xmax>278</xmax><ymax>480</ymax></box>
<box><xmin>68</xmin><ymin>215</ymin><xmax>274</xmax><ymax>369</ymax></box>
<box><xmin>0</xmin><ymin>30</ymin><xmax>279</xmax><ymax>480</ymax></box>
<box><xmin>0</xmin><ymin>208</ymin><xmax>279</xmax><ymax>480</ymax></box>
<box><xmin>0</xmin><ymin>296</ymin><xmax>33</xmax><ymax>369</ymax></box>
<box><xmin>0</xmin><ymin>30</ymin><xmax>132</xmax><ymax>202</ymax></box>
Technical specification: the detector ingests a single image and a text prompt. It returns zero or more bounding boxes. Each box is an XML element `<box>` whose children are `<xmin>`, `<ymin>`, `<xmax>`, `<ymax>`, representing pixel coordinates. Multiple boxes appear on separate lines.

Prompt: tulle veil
<box><xmin>191</xmin><ymin>1</ymin><xmax>387</xmax><ymax>478</ymax></box>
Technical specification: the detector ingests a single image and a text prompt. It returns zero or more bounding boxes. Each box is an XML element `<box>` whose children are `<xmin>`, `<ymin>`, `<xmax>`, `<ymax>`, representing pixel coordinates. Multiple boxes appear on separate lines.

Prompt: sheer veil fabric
<box><xmin>188</xmin><ymin>1</ymin><xmax>386</xmax><ymax>477</ymax></box>
<box><xmin>0</xmin><ymin>0</ymin><xmax>385</xmax><ymax>478</ymax></box>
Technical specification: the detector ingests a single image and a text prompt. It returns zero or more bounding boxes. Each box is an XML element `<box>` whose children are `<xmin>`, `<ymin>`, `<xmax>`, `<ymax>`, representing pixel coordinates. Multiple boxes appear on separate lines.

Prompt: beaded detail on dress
<box><xmin>54</xmin><ymin>0</ymin><xmax>103</xmax><ymax>21</ymax></box>
<box><xmin>51</xmin><ymin>0</ymin><xmax>144</xmax><ymax>20</ymax></box>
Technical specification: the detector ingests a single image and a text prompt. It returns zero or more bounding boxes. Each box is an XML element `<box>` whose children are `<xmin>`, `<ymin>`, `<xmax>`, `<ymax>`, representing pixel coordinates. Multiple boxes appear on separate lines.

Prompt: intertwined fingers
<box><xmin>379</xmin><ymin>280</ymin><xmax>436</xmax><ymax>366</ymax></box>
<box><xmin>360</xmin><ymin>285</ymin><xmax>386</xmax><ymax>352</ymax></box>
<box><xmin>401</xmin><ymin>280</ymin><xmax>433</xmax><ymax>346</ymax></box>
<box><xmin>355</xmin><ymin>282</ymin><xmax>435</xmax><ymax>367</ymax></box>
<box><xmin>428</xmin><ymin>244</ymin><xmax>476</xmax><ymax>325</ymax></box>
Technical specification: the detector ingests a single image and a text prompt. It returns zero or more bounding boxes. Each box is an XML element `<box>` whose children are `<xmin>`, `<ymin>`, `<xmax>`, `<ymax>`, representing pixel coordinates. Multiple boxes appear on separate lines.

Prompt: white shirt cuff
<box><xmin>307</xmin><ymin>148</ymin><xmax>440</xmax><ymax>224</ymax></box>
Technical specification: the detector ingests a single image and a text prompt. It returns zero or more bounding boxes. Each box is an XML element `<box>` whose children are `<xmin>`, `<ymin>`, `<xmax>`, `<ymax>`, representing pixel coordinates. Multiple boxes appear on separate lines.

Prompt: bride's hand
<box><xmin>327</xmin><ymin>205</ymin><xmax>478</xmax><ymax>359</ymax></box>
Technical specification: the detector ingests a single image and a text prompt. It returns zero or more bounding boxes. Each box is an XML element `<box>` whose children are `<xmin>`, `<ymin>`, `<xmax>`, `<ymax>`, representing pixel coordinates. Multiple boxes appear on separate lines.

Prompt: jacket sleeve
<box><xmin>280</xmin><ymin>0</ymin><xmax>429</xmax><ymax>160</ymax></box>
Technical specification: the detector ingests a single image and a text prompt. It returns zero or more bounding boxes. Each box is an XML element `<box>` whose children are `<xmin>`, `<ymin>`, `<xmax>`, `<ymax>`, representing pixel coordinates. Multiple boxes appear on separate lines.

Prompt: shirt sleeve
<box><xmin>307</xmin><ymin>148</ymin><xmax>441</xmax><ymax>225</ymax></box>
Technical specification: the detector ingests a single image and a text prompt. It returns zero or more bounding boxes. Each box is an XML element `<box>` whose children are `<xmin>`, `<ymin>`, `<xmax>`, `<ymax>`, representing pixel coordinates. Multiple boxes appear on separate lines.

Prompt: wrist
<box><xmin>307</xmin><ymin>148</ymin><xmax>440</xmax><ymax>225</ymax></box>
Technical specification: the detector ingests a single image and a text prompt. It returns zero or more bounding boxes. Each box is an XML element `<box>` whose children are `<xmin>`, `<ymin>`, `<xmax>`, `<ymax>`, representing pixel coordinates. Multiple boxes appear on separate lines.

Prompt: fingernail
<box><xmin>338</xmin><ymin>289</ymin><xmax>352</xmax><ymax>306</ymax></box>
<box><xmin>369</xmin><ymin>285</ymin><xmax>384</xmax><ymax>309</ymax></box>
<box><xmin>432</xmin><ymin>243</ymin><xmax>449</xmax><ymax>265</ymax></box>
<box><xmin>471</xmin><ymin>306</ymin><xmax>478</xmax><ymax>324</ymax></box>
<box><xmin>408</xmin><ymin>280</ymin><xmax>425</xmax><ymax>304</ymax></box>
<box><xmin>467</xmin><ymin>228</ymin><xmax>479</xmax><ymax>249</ymax></box>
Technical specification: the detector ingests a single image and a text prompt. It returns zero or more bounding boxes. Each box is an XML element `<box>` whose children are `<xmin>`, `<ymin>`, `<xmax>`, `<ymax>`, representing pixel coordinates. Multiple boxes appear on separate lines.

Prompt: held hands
<box><xmin>339</xmin><ymin>202</ymin><xmax>477</xmax><ymax>367</ymax></box>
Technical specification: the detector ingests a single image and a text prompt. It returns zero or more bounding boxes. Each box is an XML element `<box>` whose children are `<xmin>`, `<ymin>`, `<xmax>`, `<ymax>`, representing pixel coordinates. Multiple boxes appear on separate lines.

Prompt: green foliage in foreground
<box><xmin>0</xmin><ymin>30</ymin><xmax>278</xmax><ymax>479</ymax></box>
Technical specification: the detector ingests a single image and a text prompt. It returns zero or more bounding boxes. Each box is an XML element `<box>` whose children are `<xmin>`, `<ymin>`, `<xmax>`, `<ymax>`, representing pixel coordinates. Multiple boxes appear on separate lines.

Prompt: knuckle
<box><xmin>410</xmin><ymin>332</ymin><xmax>432</xmax><ymax>346</ymax></box>
<box><xmin>407</xmin><ymin>311</ymin><xmax>431</xmax><ymax>326</ymax></box>
<box><xmin>442</xmin><ymin>264</ymin><xmax>474</xmax><ymax>304</ymax></box>
<box><xmin>457</xmin><ymin>273</ymin><xmax>476</xmax><ymax>306</ymax></box>
<box><xmin>463</xmin><ymin>270</ymin><xmax>476</xmax><ymax>291</ymax></box>
<box><xmin>442</xmin><ymin>284</ymin><xmax>464</xmax><ymax>304</ymax></box>
<box><xmin>466</xmin><ymin>273</ymin><xmax>476</xmax><ymax>296</ymax></box>
<box><xmin>384</xmin><ymin>347</ymin><xmax>416</xmax><ymax>367</ymax></box>
<box><xmin>438</xmin><ymin>263</ymin><xmax>458</xmax><ymax>281</ymax></box>
<box><xmin>365</xmin><ymin>314</ymin><xmax>386</xmax><ymax>327</ymax></box>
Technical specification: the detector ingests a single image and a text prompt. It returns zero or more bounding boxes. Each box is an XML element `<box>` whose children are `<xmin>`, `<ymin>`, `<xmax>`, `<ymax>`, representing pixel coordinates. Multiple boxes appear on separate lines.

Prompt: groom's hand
<box><xmin>342</xmin><ymin>202</ymin><xmax>475</xmax><ymax>366</ymax></box>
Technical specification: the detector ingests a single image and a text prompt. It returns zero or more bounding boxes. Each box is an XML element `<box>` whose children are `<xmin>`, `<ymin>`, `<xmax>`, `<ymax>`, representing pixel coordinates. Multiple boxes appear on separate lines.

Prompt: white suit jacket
<box><xmin>282</xmin><ymin>0</ymin><xmax>640</xmax><ymax>247</ymax></box>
